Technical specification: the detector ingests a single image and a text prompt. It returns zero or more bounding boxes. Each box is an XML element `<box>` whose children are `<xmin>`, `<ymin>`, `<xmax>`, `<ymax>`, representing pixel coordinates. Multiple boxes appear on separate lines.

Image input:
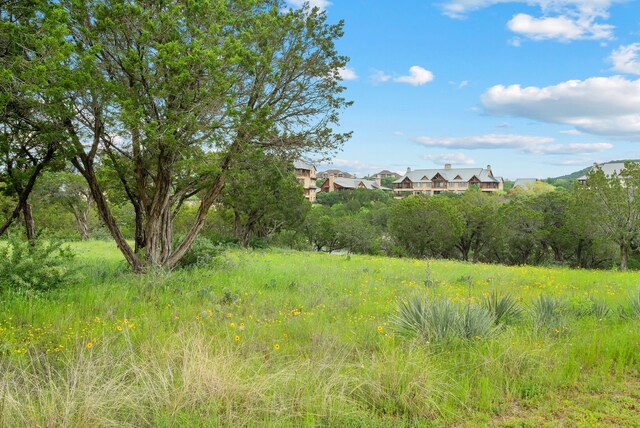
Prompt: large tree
<box><xmin>0</xmin><ymin>0</ymin><xmax>74</xmax><ymax>240</ymax></box>
<box><xmin>59</xmin><ymin>0</ymin><xmax>350</xmax><ymax>271</ymax></box>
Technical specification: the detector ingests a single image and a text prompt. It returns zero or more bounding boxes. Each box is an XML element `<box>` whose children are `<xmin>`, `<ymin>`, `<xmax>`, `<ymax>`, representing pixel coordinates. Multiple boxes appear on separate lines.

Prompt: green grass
<box><xmin>1</xmin><ymin>241</ymin><xmax>640</xmax><ymax>426</ymax></box>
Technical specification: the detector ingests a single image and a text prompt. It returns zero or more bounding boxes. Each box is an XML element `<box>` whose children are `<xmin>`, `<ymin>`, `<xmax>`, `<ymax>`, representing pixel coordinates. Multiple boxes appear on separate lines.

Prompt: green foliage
<box><xmin>388</xmin><ymin>196</ymin><xmax>464</xmax><ymax>258</ymax></box>
<box><xmin>459</xmin><ymin>305</ymin><xmax>498</xmax><ymax>339</ymax></box>
<box><xmin>0</xmin><ymin>238</ymin><xmax>75</xmax><ymax>293</ymax></box>
<box><xmin>393</xmin><ymin>296</ymin><xmax>461</xmax><ymax>342</ymax></box>
<box><xmin>482</xmin><ymin>290</ymin><xmax>522</xmax><ymax>325</ymax></box>
<box><xmin>627</xmin><ymin>289</ymin><xmax>640</xmax><ymax>318</ymax></box>
<box><xmin>393</xmin><ymin>296</ymin><xmax>497</xmax><ymax>342</ymax></box>
<box><xmin>531</xmin><ymin>296</ymin><xmax>567</xmax><ymax>335</ymax></box>
<box><xmin>174</xmin><ymin>237</ymin><xmax>223</xmax><ymax>269</ymax></box>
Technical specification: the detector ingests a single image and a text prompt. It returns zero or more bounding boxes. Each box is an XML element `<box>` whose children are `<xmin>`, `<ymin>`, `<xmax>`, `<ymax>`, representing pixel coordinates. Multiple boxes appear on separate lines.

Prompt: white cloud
<box><xmin>424</xmin><ymin>153</ymin><xmax>476</xmax><ymax>165</ymax></box>
<box><xmin>610</xmin><ymin>43</ymin><xmax>640</xmax><ymax>75</ymax></box>
<box><xmin>458</xmin><ymin>80</ymin><xmax>469</xmax><ymax>88</ymax></box>
<box><xmin>370</xmin><ymin>70</ymin><xmax>391</xmax><ymax>84</ymax></box>
<box><xmin>416</xmin><ymin>133</ymin><xmax>554</xmax><ymax>149</ymax></box>
<box><xmin>416</xmin><ymin>133</ymin><xmax>612</xmax><ymax>154</ymax></box>
<box><xmin>481</xmin><ymin>76</ymin><xmax>640</xmax><ymax>138</ymax></box>
<box><xmin>337</xmin><ymin>67</ymin><xmax>358</xmax><ymax>81</ymax></box>
<box><xmin>528</xmin><ymin>142</ymin><xmax>613</xmax><ymax>154</ymax></box>
<box><xmin>393</xmin><ymin>131</ymin><xmax>405</xmax><ymax>136</ymax></box>
<box><xmin>507</xmin><ymin>13</ymin><xmax>613</xmax><ymax>41</ymax></box>
<box><xmin>559</xmin><ymin>129</ymin><xmax>582</xmax><ymax>135</ymax></box>
<box><xmin>441</xmin><ymin>0</ymin><xmax>619</xmax><ymax>42</ymax></box>
<box><xmin>286</xmin><ymin>0</ymin><xmax>331</xmax><ymax>10</ymax></box>
<box><xmin>394</xmin><ymin>66</ymin><xmax>434</xmax><ymax>86</ymax></box>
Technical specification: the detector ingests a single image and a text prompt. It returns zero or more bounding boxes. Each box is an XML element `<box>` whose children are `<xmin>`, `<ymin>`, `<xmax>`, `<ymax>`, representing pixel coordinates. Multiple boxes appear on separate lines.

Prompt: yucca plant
<box><xmin>482</xmin><ymin>290</ymin><xmax>522</xmax><ymax>325</ymax></box>
<box><xmin>628</xmin><ymin>289</ymin><xmax>640</xmax><ymax>318</ymax></box>
<box><xmin>531</xmin><ymin>295</ymin><xmax>566</xmax><ymax>334</ymax></box>
<box><xmin>460</xmin><ymin>305</ymin><xmax>498</xmax><ymax>339</ymax></box>
<box><xmin>392</xmin><ymin>296</ymin><xmax>459</xmax><ymax>342</ymax></box>
<box><xmin>588</xmin><ymin>299</ymin><xmax>611</xmax><ymax>319</ymax></box>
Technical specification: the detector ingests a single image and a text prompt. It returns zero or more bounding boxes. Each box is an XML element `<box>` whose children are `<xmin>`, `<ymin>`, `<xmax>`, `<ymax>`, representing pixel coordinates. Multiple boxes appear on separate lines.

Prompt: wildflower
<box><xmin>274</xmin><ymin>343</ymin><xmax>280</xmax><ymax>350</ymax></box>
<box><xmin>230</xmin><ymin>322</ymin><xmax>236</xmax><ymax>328</ymax></box>
<box><xmin>377</xmin><ymin>325</ymin><xmax>384</xmax><ymax>333</ymax></box>
<box><xmin>117</xmin><ymin>326</ymin><xmax>123</xmax><ymax>331</ymax></box>
<box><xmin>234</xmin><ymin>335</ymin><xmax>240</xmax><ymax>342</ymax></box>
<box><xmin>86</xmin><ymin>342</ymin><xmax>93</xmax><ymax>349</ymax></box>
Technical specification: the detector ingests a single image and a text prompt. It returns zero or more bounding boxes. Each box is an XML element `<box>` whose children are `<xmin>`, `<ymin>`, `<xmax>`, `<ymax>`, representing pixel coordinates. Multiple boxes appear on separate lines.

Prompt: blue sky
<box><xmin>288</xmin><ymin>0</ymin><xmax>640</xmax><ymax>180</ymax></box>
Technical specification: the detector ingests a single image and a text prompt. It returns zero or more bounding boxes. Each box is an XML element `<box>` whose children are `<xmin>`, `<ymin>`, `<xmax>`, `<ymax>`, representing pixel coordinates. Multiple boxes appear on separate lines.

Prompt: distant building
<box><xmin>393</xmin><ymin>164</ymin><xmax>503</xmax><ymax>197</ymax></box>
<box><xmin>512</xmin><ymin>178</ymin><xmax>539</xmax><ymax>190</ymax></box>
<box><xmin>319</xmin><ymin>176</ymin><xmax>391</xmax><ymax>193</ymax></box>
<box><xmin>294</xmin><ymin>160</ymin><xmax>318</xmax><ymax>202</ymax></box>
<box><xmin>577</xmin><ymin>162</ymin><xmax>629</xmax><ymax>185</ymax></box>
<box><xmin>373</xmin><ymin>170</ymin><xmax>401</xmax><ymax>180</ymax></box>
<box><xmin>317</xmin><ymin>169</ymin><xmax>355</xmax><ymax>180</ymax></box>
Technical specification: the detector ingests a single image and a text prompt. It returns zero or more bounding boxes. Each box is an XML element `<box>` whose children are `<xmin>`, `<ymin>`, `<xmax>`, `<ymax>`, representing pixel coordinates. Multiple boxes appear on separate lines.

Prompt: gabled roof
<box><xmin>294</xmin><ymin>160</ymin><xmax>315</xmax><ymax>171</ymax></box>
<box><xmin>318</xmin><ymin>169</ymin><xmax>355</xmax><ymax>178</ymax></box>
<box><xmin>393</xmin><ymin>167</ymin><xmax>500</xmax><ymax>184</ymax></box>
<box><xmin>513</xmin><ymin>178</ymin><xmax>538</xmax><ymax>189</ymax></box>
<box><xmin>577</xmin><ymin>162</ymin><xmax>629</xmax><ymax>181</ymax></box>
<box><xmin>331</xmin><ymin>177</ymin><xmax>391</xmax><ymax>191</ymax></box>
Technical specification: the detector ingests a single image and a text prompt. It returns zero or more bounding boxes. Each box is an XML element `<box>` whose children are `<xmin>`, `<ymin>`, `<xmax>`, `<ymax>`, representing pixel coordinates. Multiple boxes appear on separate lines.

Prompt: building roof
<box><xmin>318</xmin><ymin>169</ymin><xmax>355</xmax><ymax>178</ymax></box>
<box><xmin>513</xmin><ymin>178</ymin><xmax>538</xmax><ymax>189</ymax></box>
<box><xmin>330</xmin><ymin>177</ymin><xmax>391</xmax><ymax>191</ymax></box>
<box><xmin>374</xmin><ymin>170</ymin><xmax>401</xmax><ymax>177</ymax></box>
<box><xmin>393</xmin><ymin>167</ymin><xmax>500</xmax><ymax>184</ymax></box>
<box><xmin>294</xmin><ymin>160</ymin><xmax>315</xmax><ymax>171</ymax></box>
<box><xmin>577</xmin><ymin>162</ymin><xmax>628</xmax><ymax>181</ymax></box>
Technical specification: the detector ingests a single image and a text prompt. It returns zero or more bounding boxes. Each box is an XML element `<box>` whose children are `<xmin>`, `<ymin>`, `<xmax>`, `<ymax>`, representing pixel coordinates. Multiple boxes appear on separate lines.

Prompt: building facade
<box><xmin>294</xmin><ymin>160</ymin><xmax>318</xmax><ymax>202</ymax></box>
<box><xmin>319</xmin><ymin>176</ymin><xmax>391</xmax><ymax>192</ymax></box>
<box><xmin>393</xmin><ymin>164</ymin><xmax>503</xmax><ymax>197</ymax></box>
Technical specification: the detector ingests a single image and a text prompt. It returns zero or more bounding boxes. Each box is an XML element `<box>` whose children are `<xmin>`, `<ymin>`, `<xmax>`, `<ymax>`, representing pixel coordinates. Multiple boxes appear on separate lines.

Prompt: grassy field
<box><xmin>1</xmin><ymin>241</ymin><xmax>640</xmax><ymax>427</ymax></box>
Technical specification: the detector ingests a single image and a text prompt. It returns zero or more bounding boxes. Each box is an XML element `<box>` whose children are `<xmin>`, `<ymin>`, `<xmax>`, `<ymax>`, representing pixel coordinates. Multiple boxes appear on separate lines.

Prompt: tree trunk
<box><xmin>74</xmin><ymin>208</ymin><xmax>90</xmax><ymax>241</ymax></box>
<box><xmin>620</xmin><ymin>242</ymin><xmax>628</xmax><ymax>271</ymax></box>
<box><xmin>22</xmin><ymin>200</ymin><xmax>36</xmax><ymax>242</ymax></box>
<box><xmin>72</xmin><ymin>156</ymin><xmax>143</xmax><ymax>272</ymax></box>
<box><xmin>134</xmin><ymin>204</ymin><xmax>146</xmax><ymax>254</ymax></box>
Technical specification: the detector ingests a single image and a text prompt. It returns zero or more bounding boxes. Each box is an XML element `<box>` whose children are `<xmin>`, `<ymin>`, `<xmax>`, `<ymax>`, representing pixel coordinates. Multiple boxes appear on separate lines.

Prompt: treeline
<box><xmin>272</xmin><ymin>162</ymin><xmax>640</xmax><ymax>272</ymax></box>
<box><xmin>10</xmin><ymin>161</ymin><xmax>640</xmax><ymax>271</ymax></box>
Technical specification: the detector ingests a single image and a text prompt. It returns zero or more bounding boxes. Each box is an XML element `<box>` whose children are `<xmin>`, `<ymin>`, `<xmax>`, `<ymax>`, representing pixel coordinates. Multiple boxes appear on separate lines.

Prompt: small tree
<box><xmin>388</xmin><ymin>196</ymin><xmax>464</xmax><ymax>258</ymax></box>
<box><xmin>577</xmin><ymin>162</ymin><xmax>640</xmax><ymax>270</ymax></box>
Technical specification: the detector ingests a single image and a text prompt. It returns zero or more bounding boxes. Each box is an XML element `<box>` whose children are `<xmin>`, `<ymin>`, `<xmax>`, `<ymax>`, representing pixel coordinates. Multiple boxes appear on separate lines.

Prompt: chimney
<box><xmin>444</xmin><ymin>163</ymin><xmax>452</xmax><ymax>170</ymax></box>
<box><xmin>487</xmin><ymin>164</ymin><xmax>492</xmax><ymax>171</ymax></box>
<box><xmin>328</xmin><ymin>175</ymin><xmax>335</xmax><ymax>192</ymax></box>
<box><xmin>375</xmin><ymin>175</ymin><xmax>381</xmax><ymax>186</ymax></box>
<box><xmin>407</xmin><ymin>167</ymin><xmax>412</xmax><ymax>173</ymax></box>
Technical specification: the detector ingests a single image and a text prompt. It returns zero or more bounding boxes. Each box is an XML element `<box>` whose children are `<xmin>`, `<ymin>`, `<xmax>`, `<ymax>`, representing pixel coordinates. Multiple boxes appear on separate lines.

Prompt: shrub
<box><xmin>174</xmin><ymin>236</ymin><xmax>223</xmax><ymax>269</ymax></box>
<box><xmin>482</xmin><ymin>290</ymin><xmax>522</xmax><ymax>325</ymax></box>
<box><xmin>0</xmin><ymin>238</ymin><xmax>76</xmax><ymax>293</ymax></box>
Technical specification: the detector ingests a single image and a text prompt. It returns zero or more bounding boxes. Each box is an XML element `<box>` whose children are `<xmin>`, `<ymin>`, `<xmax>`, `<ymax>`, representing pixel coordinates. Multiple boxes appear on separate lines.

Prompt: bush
<box><xmin>0</xmin><ymin>238</ymin><xmax>76</xmax><ymax>293</ymax></box>
<box><xmin>174</xmin><ymin>236</ymin><xmax>223</xmax><ymax>269</ymax></box>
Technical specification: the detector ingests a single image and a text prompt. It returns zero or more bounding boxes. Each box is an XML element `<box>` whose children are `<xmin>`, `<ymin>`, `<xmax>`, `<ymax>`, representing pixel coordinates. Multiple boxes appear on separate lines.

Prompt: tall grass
<box><xmin>2</xmin><ymin>242</ymin><xmax>640</xmax><ymax>426</ymax></box>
